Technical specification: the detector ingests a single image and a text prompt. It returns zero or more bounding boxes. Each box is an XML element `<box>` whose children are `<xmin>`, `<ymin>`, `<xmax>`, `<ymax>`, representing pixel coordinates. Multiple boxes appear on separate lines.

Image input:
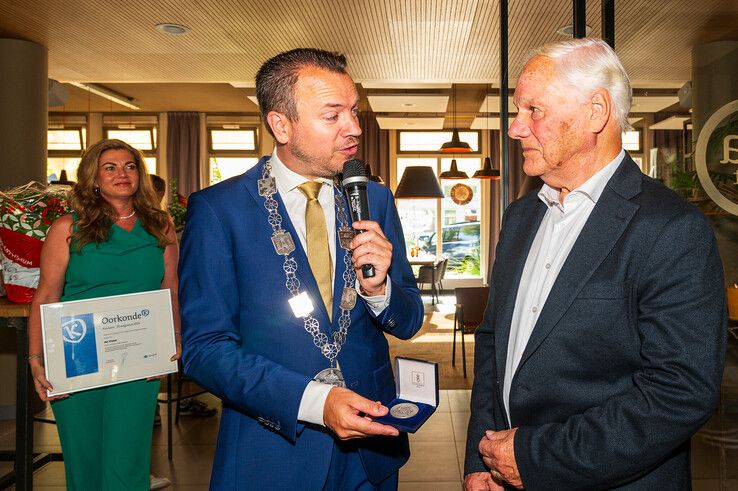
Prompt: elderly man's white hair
<box><xmin>530</xmin><ymin>38</ymin><xmax>632</xmax><ymax>132</ymax></box>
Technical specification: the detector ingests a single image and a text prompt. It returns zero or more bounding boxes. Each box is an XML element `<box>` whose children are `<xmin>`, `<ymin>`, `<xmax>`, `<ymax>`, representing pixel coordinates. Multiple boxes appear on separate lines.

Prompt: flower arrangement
<box><xmin>167</xmin><ymin>178</ymin><xmax>187</xmax><ymax>232</ymax></box>
<box><xmin>0</xmin><ymin>182</ymin><xmax>69</xmax><ymax>302</ymax></box>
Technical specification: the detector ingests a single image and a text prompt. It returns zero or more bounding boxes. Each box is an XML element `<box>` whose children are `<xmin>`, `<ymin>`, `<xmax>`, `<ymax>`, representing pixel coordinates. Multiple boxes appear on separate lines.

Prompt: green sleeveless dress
<box><xmin>52</xmin><ymin>218</ymin><xmax>166</xmax><ymax>491</ymax></box>
<box><xmin>62</xmin><ymin>219</ymin><xmax>164</xmax><ymax>301</ymax></box>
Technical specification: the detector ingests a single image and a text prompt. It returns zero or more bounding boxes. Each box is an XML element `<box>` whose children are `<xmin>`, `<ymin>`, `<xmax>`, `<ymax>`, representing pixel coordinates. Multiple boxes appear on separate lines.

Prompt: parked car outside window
<box><xmin>420</xmin><ymin>221</ymin><xmax>480</xmax><ymax>274</ymax></box>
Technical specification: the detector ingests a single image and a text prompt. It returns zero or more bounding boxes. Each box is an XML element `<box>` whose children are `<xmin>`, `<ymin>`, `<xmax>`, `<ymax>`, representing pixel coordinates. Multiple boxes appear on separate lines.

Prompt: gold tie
<box><xmin>298</xmin><ymin>181</ymin><xmax>333</xmax><ymax>320</ymax></box>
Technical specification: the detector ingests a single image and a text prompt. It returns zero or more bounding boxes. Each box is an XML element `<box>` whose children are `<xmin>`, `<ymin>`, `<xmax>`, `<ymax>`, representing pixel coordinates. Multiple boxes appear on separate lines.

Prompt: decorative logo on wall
<box><xmin>450</xmin><ymin>183</ymin><xmax>473</xmax><ymax>205</ymax></box>
<box><xmin>695</xmin><ymin>100</ymin><xmax>738</xmax><ymax>215</ymax></box>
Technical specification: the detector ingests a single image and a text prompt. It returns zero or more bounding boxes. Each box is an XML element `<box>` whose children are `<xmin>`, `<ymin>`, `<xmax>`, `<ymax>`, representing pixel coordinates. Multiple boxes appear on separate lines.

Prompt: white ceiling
<box><xmin>375</xmin><ymin>117</ymin><xmax>446</xmax><ymax>130</ymax></box>
<box><xmin>649</xmin><ymin>116</ymin><xmax>691</xmax><ymax>130</ymax></box>
<box><xmin>1</xmin><ymin>0</ymin><xmax>733</xmax><ymax>115</ymax></box>
<box><xmin>368</xmin><ymin>95</ymin><xmax>449</xmax><ymax>113</ymax></box>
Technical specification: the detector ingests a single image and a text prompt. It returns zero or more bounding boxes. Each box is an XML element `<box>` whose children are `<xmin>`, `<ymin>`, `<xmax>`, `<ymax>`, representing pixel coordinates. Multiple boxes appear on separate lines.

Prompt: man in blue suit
<box><xmin>464</xmin><ymin>38</ymin><xmax>726</xmax><ymax>490</ymax></box>
<box><xmin>179</xmin><ymin>48</ymin><xmax>423</xmax><ymax>490</ymax></box>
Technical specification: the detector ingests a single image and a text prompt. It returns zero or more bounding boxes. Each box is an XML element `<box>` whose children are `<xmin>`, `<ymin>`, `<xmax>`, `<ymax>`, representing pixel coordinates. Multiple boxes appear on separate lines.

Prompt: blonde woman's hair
<box><xmin>67</xmin><ymin>138</ymin><xmax>172</xmax><ymax>251</ymax></box>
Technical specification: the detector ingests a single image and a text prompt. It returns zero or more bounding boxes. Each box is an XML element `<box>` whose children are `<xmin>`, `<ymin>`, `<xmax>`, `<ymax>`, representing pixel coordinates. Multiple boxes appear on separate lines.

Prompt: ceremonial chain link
<box><xmin>260</xmin><ymin>160</ymin><xmax>356</xmax><ymax>364</ymax></box>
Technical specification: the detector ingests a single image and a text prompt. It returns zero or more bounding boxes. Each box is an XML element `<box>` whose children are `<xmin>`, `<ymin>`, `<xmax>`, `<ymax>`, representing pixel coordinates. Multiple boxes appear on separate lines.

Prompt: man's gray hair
<box><xmin>531</xmin><ymin>38</ymin><xmax>632</xmax><ymax>131</ymax></box>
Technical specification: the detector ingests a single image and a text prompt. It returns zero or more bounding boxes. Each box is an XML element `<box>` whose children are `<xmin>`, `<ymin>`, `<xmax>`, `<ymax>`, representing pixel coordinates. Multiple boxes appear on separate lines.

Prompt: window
<box><xmin>103</xmin><ymin>126</ymin><xmax>158</xmax><ymax>174</ymax></box>
<box><xmin>395</xmin><ymin>134</ymin><xmax>485</xmax><ymax>279</ymax></box>
<box><xmin>207</xmin><ymin>126</ymin><xmax>260</xmax><ymax>185</ymax></box>
<box><xmin>622</xmin><ymin>130</ymin><xmax>641</xmax><ymax>152</ymax></box>
<box><xmin>439</xmin><ymin>158</ymin><xmax>481</xmax><ymax>276</ymax></box>
<box><xmin>396</xmin><ymin>158</ymin><xmax>438</xmax><ymax>257</ymax></box>
<box><xmin>399</xmin><ymin>131</ymin><xmax>480</xmax><ymax>152</ymax></box>
<box><xmin>47</xmin><ymin>118</ymin><xmax>87</xmax><ymax>182</ymax></box>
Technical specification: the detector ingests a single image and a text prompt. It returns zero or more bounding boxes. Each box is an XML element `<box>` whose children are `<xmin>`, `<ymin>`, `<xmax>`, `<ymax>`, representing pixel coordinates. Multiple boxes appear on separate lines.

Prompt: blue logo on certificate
<box><xmin>61</xmin><ymin>313</ymin><xmax>99</xmax><ymax>378</ymax></box>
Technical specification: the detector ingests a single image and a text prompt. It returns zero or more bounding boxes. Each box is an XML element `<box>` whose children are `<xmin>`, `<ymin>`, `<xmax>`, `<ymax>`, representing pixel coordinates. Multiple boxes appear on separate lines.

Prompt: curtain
<box><xmin>167</xmin><ymin>112</ymin><xmax>200</xmax><ymax>197</ymax></box>
<box><xmin>357</xmin><ymin>111</ymin><xmax>389</xmax><ymax>185</ymax></box>
<box><xmin>486</xmin><ymin>132</ymin><xmax>541</xmax><ymax>283</ymax></box>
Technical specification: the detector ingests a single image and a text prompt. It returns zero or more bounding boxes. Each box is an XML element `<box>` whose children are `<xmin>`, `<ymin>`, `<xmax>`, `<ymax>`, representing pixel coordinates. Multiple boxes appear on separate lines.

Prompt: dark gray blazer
<box><xmin>465</xmin><ymin>154</ymin><xmax>727</xmax><ymax>490</ymax></box>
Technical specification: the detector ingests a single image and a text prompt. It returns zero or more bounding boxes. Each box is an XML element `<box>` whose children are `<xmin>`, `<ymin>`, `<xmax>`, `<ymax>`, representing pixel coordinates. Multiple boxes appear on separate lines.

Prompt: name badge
<box><xmin>288</xmin><ymin>291</ymin><xmax>314</xmax><ymax>318</ymax></box>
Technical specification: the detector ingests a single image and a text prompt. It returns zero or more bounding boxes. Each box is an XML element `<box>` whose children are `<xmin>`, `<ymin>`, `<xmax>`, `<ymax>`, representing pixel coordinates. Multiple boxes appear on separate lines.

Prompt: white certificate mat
<box><xmin>41</xmin><ymin>289</ymin><xmax>178</xmax><ymax>396</ymax></box>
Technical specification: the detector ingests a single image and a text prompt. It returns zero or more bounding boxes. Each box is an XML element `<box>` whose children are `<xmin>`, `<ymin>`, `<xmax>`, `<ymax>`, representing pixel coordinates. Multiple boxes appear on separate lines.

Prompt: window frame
<box><xmin>103</xmin><ymin>126</ymin><xmax>158</xmax><ymax>154</ymax></box>
<box><xmin>396</xmin><ymin>130</ymin><xmax>483</xmax><ymax>155</ymax></box>
<box><xmin>207</xmin><ymin>126</ymin><xmax>260</xmax><ymax>158</ymax></box>
<box><xmin>206</xmin><ymin>125</ymin><xmax>261</xmax><ymax>186</ymax></box>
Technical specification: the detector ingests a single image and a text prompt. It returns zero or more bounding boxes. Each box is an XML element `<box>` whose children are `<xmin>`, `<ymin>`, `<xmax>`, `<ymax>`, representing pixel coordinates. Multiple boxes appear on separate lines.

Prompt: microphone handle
<box><xmin>345</xmin><ymin>185</ymin><xmax>375</xmax><ymax>278</ymax></box>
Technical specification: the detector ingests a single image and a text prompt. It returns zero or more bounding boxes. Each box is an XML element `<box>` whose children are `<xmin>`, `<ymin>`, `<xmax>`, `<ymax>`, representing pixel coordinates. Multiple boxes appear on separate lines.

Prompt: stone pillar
<box><xmin>0</xmin><ymin>39</ymin><xmax>47</xmax><ymax>190</ymax></box>
<box><xmin>692</xmin><ymin>41</ymin><xmax>738</xmax><ymax>137</ymax></box>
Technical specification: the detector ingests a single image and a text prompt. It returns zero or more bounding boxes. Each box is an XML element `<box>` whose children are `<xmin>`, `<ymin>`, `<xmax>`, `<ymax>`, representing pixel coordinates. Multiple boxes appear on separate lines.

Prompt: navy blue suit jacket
<box><xmin>465</xmin><ymin>154</ymin><xmax>727</xmax><ymax>490</ymax></box>
<box><xmin>179</xmin><ymin>157</ymin><xmax>423</xmax><ymax>489</ymax></box>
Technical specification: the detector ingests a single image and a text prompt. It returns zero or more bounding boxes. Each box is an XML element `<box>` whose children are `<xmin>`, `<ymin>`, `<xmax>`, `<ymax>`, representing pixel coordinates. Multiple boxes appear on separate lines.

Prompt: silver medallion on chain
<box><xmin>340</xmin><ymin>287</ymin><xmax>358</xmax><ymax>310</ymax></box>
<box><xmin>314</xmin><ymin>367</ymin><xmax>346</xmax><ymax>387</ymax></box>
<box><xmin>271</xmin><ymin>230</ymin><xmax>295</xmax><ymax>256</ymax></box>
<box><xmin>259</xmin><ymin>160</ymin><xmax>358</xmax><ymax>388</ymax></box>
<box><xmin>338</xmin><ymin>226</ymin><xmax>356</xmax><ymax>250</ymax></box>
<box><xmin>257</xmin><ymin>177</ymin><xmax>277</xmax><ymax>196</ymax></box>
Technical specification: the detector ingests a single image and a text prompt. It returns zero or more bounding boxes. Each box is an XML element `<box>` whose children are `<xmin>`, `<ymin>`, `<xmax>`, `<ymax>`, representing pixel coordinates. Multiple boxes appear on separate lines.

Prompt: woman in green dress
<box><xmin>28</xmin><ymin>138</ymin><xmax>181</xmax><ymax>490</ymax></box>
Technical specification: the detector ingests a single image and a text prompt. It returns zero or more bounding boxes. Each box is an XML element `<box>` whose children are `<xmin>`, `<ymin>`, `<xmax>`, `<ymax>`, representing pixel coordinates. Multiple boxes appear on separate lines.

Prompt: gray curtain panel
<box><xmin>167</xmin><ymin>112</ymin><xmax>200</xmax><ymax>197</ymax></box>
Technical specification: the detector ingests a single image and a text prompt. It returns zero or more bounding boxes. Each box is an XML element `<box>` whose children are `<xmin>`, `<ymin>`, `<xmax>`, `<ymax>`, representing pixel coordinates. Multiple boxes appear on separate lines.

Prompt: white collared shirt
<box><xmin>269</xmin><ymin>151</ymin><xmax>390</xmax><ymax>426</ymax></box>
<box><xmin>502</xmin><ymin>150</ymin><xmax>625</xmax><ymax>422</ymax></box>
<box><xmin>270</xmin><ymin>152</ymin><xmax>338</xmax><ymax>286</ymax></box>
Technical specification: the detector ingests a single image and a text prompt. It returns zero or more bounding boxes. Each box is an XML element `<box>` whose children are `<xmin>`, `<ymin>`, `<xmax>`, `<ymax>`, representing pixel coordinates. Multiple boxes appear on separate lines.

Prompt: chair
<box><xmin>453</xmin><ymin>286</ymin><xmax>490</xmax><ymax>378</ymax></box>
<box><xmin>156</xmin><ymin>365</ymin><xmax>208</xmax><ymax>460</ymax></box>
<box><xmin>416</xmin><ymin>258</ymin><xmax>448</xmax><ymax>304</ymax></box>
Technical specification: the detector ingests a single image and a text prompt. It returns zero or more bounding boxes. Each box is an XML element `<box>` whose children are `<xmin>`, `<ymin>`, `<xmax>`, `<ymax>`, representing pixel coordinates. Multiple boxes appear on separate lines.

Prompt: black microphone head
<box><xmin>342</xmin><ymin>159</ymin><xmax>366</xmax><ymax>179</ymax></box>
<box><xmin>342</xmin><ymin>159</ymin><xmax>368</xmax><ymax>187</ymax></box>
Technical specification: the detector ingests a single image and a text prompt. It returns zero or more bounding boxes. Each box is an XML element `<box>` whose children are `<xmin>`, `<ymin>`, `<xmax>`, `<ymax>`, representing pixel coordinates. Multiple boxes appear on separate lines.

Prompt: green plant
<box><xmin>211</xmin><ymin>158</ymin><xmax>222</xmax><ymax>183</ymax></box>
<box><xmin>668</xmin><ymin>164</ymin><xmax>697</xmax><ymax>195</ymax></box>
<box><xmin>450</xmin><ymin>247</ymin><xmax>481</xmax><ymax>276</ymax></box>
<box><xmin>168</xmin><ymin>178</ymin><xmax>187</xmax><ymax>231</ymax></box>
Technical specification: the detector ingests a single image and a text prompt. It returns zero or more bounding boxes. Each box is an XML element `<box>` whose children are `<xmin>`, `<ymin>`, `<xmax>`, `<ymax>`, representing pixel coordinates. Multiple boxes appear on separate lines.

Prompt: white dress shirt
<box><xmin>269</xmin><ymin>151</ymin><xmax>390</xmax><ymax>426</ymax></box>
<box><xmin>502</xmin><ymin>150</ymin><xmax>625</xmax><ymax>422</ymax></box>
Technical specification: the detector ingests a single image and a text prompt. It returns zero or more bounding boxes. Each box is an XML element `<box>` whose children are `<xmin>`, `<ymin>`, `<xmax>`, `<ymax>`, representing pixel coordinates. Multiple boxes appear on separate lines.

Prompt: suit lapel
<box><xmin>242</xmin><ymin>159</ymin><xmax>330</xmax><ymax>325</ymax></box>
<box><xmin>495</xmin><ymin>196</ymin><xmax>547</xmax><ymax>410</ymax></box>
<box><xmin>512</xmin><ymin>156</ymin><xmax>642</xmax><ymax>379</ymax></box>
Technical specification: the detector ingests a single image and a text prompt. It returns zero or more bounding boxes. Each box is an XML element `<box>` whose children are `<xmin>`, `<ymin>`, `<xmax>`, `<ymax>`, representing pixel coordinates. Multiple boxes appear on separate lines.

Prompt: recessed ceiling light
<box><xmin>556</xmin><ymin>24</ymin><xmax>592</xmax><ymax>37</ymax></box>
<box><xmin>155</xmin><ymin>23</ymin><xmax>190</xmax><ymax>35</ymax></box>
<box><xmin>402</xmin><ymin>103</ymin><xmax>416</xmax><ymax>108</ymax></box>
<box><xmin>405</xmin><ymin>122</ymin><xmax>415</xmax><ymax>126</ymax></box>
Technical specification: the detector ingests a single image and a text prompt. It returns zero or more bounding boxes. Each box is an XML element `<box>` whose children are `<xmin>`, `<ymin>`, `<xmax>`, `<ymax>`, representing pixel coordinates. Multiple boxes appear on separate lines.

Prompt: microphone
<box><xmin>342</xmin><ymin>159</ymin><xmax>375</xmax><ymax>279</ymax></box>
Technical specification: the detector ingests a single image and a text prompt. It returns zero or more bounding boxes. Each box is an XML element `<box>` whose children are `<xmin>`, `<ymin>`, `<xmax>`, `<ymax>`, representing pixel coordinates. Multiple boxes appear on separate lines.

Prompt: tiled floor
<box><xmin>4</xmin><ymin>390</ymin><xmax>738</xmax><ymax>490</ymax></box>
<box><xmin>2</xmin><ymin>296</ymin><xmax>737</xmax><ymax>490</ymax></box>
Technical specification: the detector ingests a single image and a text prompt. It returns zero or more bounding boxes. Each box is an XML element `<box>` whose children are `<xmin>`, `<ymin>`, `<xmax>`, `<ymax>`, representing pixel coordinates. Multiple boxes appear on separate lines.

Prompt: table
<box><xmin>0</xmin><ymin>297</ymin><xmax>33</xmax><ymax>490</ymax></box>
<box><xmin>0</xmin><ymin>298</ymin><xmax>62</xmax><ymax>490</ymax></box>
<box><xmin>409</xmin><ymin>256</ymin><xmax>438</xmax><ymax>304</ymax></box>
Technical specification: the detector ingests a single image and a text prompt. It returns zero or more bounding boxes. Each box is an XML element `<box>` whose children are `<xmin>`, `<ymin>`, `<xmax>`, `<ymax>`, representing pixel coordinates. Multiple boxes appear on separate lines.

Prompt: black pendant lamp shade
<box><xmin>439</xmin><ymin>159</ymin><xmax>469</xmax><ymax>180</ymax></box>
<box><xmin>473</xmin><ymin>156</ymin><xmax>501</xmax><ymax>180</ymax></box>
<box><xmin>439</xmin><ymin>128</ymin><xmax>472</xmax><ymax>153</ymax></box>
<box><xmin>50</xmin><ymin>169</ymin><xmax>75</xmax><ymax>185</ymax></box>
<box><xmin>364</xmin><ymin>162</ymin><xmax>384</xmax><ymax>184</ymax></box>
<box><xmin>395</xmin><ymin>166</ymin><xmax>445</xmax><ymax>199</ymax></box>
<box><xmin>440</xmin><ymin>84</ymin><xmax>472</xmax><ymax>154</ymax></box>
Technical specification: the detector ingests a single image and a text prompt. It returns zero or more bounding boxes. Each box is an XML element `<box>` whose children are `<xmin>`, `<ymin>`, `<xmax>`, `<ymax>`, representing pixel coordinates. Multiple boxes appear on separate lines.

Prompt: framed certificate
<box><xmin>40</xmin><ymin>289</ymin><xmax>178</xmax><ymax>396</ymax></box>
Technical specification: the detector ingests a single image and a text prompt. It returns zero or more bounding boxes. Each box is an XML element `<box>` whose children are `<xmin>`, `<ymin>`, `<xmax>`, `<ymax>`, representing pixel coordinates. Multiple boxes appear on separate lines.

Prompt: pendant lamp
<box><xmin>473</xmin><ymin>85</ymin><xmax>501</xmax><ymax>180</ymax></box>
<box><xmin>439</xmin><ymin>158</ymin><xmax>469</xmax><ymax>180</ymax></box>
<box><xmin>473</xmin><ymin>156</ymin><xmax>501</xmax><ymax>179</ymax></box>
<box><xmin>364</xmin><ymin>162</ymin><xmax>384</xmax><ymax>184</ymax></box>
<box><xmin>439</xmin><ymin>84</ymin><xmax>472</xmax><ymax>154</ymax></box>
<box><xmin>395</xmin><ymin>166</ymin><xmax>444</xmax><ymax>199</ymax></box>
